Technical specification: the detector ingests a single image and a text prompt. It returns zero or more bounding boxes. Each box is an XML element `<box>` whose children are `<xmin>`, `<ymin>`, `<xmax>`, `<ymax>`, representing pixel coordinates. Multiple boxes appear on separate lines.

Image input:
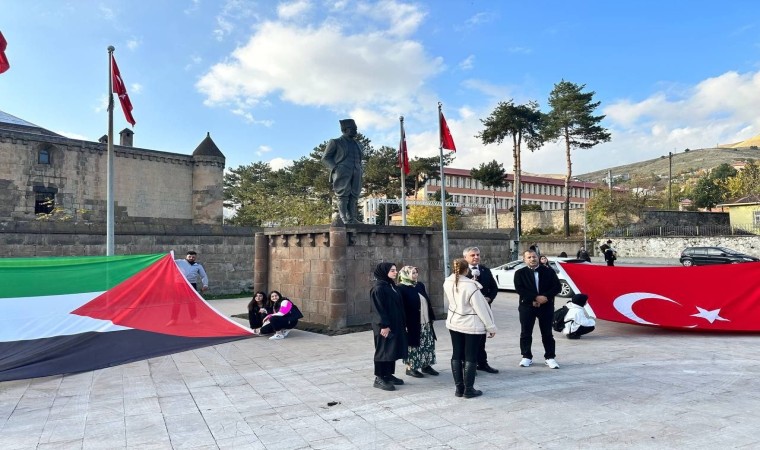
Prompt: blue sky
<box><xmin>2</xmin><ymin>0</ymin><xmax>760</xmax><ymax>176</ymax></box>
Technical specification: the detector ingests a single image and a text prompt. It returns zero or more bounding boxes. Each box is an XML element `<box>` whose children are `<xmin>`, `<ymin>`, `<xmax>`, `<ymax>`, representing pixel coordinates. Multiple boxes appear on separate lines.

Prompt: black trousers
<box><xmin>518</xmin><ymin>303</ymin><xmax>555</xmax><ymax>359</ymax></box>
<box><xmin>569</xmin><ymin>325</ymin><xmax>595</xmax><ymax>338</ymax></box>
<box><xmin>449</xmin><ymin>330</ymin><xmax>482</xmax><ymax>363</ymax></box>
<box><xmin>374</xmin><ymin>361</ymin><xmax>396</xmax><ymax>378</ymax></box>
<box><xmin>260</xmin><ymin>316</ymin><xmax>298</xmax><ymax>334</ymax></box>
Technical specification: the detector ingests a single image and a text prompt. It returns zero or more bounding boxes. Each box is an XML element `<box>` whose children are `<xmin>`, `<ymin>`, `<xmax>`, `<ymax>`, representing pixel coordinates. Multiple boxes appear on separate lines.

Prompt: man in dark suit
<box><xmin>463</xmin><ymin>246</ymin><xmax>499</xmax><ymax>374</ymax></box>
<box><xmin>514</xmin><ymin>250</ymin><xmax>562</xmax><ymax>369</ymax></box>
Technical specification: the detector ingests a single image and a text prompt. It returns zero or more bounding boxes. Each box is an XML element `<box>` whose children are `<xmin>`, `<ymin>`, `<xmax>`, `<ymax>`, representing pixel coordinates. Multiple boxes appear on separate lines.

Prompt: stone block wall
<box><xmin>599</xmin><ymin>236</ymin><xmax>760</xmax><ymax>258</ymax></box>
<box><xmin>0</xmin><ymin>221</ymin><xmax>256</xmax><ymax>294</ymax></box>
<box><xmin>255</xmin><ymin>226</ymin><xmax>513</xmax><ymax>329</ymax></box>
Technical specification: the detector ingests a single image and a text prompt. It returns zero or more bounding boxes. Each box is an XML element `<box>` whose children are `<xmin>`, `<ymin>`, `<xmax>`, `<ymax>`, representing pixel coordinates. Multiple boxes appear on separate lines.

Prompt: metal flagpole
<box><xmin>106</xmin><ymin>46</ymin><xmax>115</xmax><ymax>256</ymax></box>
<box><xmin>400</xmin><ymin>116</ymin><xmax>407</xmax><ymax>226</ymax></box>
<box><xmin>438</xmin><ymin>103</ymin><xmax>450</xmax><ymax>276</ymax></box>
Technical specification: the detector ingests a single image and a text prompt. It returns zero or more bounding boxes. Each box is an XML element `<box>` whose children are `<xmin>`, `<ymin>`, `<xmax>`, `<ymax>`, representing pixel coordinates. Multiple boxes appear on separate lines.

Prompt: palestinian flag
<box><xmin>0</xmin><ymin>253</ymin><xmax>253</xmax><ymax>381</ymax></box>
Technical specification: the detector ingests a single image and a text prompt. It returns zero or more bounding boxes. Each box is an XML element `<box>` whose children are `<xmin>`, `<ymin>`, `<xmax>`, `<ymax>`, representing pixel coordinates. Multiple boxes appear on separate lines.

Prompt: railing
<box><xmin>606</xmin><ymin>223</ymin><xmax>760</xmax><ymax>237</ymax></box>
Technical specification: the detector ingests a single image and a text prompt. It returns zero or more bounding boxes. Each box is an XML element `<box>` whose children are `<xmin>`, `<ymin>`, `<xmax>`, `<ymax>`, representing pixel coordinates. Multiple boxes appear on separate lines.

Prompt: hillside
<box><xmin>576</xmin><ymin>147</ymin><xmax>760</xmax><ymax>188</ymax></box>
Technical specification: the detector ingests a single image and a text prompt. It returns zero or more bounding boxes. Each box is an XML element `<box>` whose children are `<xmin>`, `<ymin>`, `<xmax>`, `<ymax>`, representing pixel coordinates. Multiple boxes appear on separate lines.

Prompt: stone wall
<box><xmin>461</xmin><ymin>208</ymin><xmax>585</xmax><ymax>231</ymax></box>
<box><xmin>0</xmin><ymin>128</ymin><xmax>223</xmax><ymax>224</ymax></box>
<box><xmin>0</xmin><ymin>221</ymin><xmax>256</xmax><ymax>294</ymax></box>
<box><xmin>598</xmin><ymin>236</ymin><xmax>760</xmax><ymax>258</ymax></box>
<box><xmin>255</xmin><ymin>226</ymin><xmax>513</xmax><ymax>329</ymax></box>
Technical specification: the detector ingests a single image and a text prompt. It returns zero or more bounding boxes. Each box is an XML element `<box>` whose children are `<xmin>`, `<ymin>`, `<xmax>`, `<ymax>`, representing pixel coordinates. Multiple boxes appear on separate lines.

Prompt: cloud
<box><xmin>464</xmin><ymin>11</ymin><xmax>496</xmax><ymax>27</ymax></box>
<box><xmin>99</xmin><ymin>4</ymin><xmax>115</xmax><ymax>21</ymax></box>
<box><xmin>130</xmin><ymin>83</ymin><xmax>143</xmax><ymax>94</ymax></box>
<box><xmin>185</xmin><ymin>54</ymin><xmax>203</xmax><ymax>71</ymax></box>
<box><xmin>277</xmin><ymin>0</ymin><xmax>312</xmax><ymax>20</ymax></box>
<box><xmin>269</xmin><ymin>157</ymin><xmax>292</xmax><ymax>170</ymax></box>
<box><xmin>213</xmin><ymin>0</ymin><xmax>257</xmax><ymax>41</ymax></box>
<box><xmin>459</xmin><ymin>55</ymin><xmax>475</xmax><ymax>70</ymax></box>
<box><xmin>197</xmin><ymin>5</ymin><xmax>442</xmax><ymax>129</ymax></box>
<box><xmin>507</xmin><ymin>46</ymin><xmax>532</xmax><ymax>54</ymax></box>
<box><xmin>184</xmin><ymin>0</ymin><xmax>201</xmax><ymax>15</ymax></box>
<box><xmin>256</xmin><ymin>145</ymin><xmax>272</xmax><ymax>156</ymax></box>
<box><xmin>126</xmin><ymin>38</ymin><xmax>140</xmax><ymax>51</ymax></box>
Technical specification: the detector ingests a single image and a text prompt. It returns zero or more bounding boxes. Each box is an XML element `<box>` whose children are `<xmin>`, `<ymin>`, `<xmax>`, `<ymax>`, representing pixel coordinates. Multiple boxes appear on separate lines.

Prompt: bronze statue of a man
<box><xmin>322</xmin><ymin>119</ymin><xmax>363</xmax><ymax>224</ymax></box>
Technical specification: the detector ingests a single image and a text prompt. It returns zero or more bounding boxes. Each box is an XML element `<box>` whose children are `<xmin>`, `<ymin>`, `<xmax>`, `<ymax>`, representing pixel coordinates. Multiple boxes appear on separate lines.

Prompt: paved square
<box><xmin>2</xmin><ymin>292</ymin><xmax>759</xmax><ymax>449</ymax></box>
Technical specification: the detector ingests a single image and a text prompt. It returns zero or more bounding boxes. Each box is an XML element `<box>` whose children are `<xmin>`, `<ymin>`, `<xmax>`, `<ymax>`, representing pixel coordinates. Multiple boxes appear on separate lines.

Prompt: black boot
<box><xmin>451</xmin><ymin>359</ymin><xmax>464</xmax><ymax>397</ymax></box>
<box><xmin>463</xmin><ymin>361</ymin><xmax>483</xmax><ymax>398</ymax></box>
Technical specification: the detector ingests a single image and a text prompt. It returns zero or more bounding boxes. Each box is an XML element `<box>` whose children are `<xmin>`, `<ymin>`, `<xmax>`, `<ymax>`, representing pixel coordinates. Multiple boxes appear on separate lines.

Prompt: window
<box><xmin>38</xmin><ymin>148</ymin><xmax>50</xmax><ymax>164</ymax></box>
<box><xmin>35</xmin><ymin>191</ymin><xmax>55</xmax><ymax>214</ymax></box>
<box><xmin>754</xmin><ymin>210</ymin><xmax>760</xmax><ymax>225</ymax></box>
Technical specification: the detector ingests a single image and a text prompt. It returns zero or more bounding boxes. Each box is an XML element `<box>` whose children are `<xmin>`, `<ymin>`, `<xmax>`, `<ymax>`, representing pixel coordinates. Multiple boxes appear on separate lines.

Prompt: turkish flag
<box><xmin>111</xmin><ymin>55</ymin><xmax>136</xmax><ymax>126</ymax></box>
<box><xmin>560</xmin><ymin>262</ymin><xmax>760</xmax><ymax>332</ymax></box>
<box><xmin>439</xmin><ymin>109</ymin><xmax>456</xmax><ymax>151</ymax></box>
<box><xmin>398</xmin><ymin>119</ymin><xmax>410</xmax><ymax>175</ymax></box>
<box><xmin>0</xmin><ymin>31</ymin><xmax>10</xmax><ymax>74</ymax></box>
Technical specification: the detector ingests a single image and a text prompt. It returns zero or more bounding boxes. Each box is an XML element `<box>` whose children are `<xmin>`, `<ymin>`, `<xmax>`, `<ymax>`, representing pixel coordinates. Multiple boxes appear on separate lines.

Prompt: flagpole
<box><xmin>438</xmin><ymin>103</ymin><xmax>450</xmax><ymax>277</ymax></box>
<box><xmin>106</xmin><ymin>46</ymin><xmax>115</xmax><ymax>256</ymax></box>
<box><xmin>400</xmin><ymin>116</ymin><xmax>407</xmax><ymax>226</ymax></box>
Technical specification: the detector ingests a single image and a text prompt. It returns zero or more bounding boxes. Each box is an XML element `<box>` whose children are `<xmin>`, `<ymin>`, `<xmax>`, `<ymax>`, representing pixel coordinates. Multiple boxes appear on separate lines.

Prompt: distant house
<box><xmin>715</xmin><ymin>194</ymin><xmax>760</xmax><ymax>227</ymax></box>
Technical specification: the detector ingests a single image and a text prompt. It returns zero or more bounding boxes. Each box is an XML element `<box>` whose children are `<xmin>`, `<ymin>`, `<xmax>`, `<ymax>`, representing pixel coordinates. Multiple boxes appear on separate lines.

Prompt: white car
<box><xmin>491</xmin><ymin>257</ymin><xmax>586</xmax><ymax>298</ymax></box>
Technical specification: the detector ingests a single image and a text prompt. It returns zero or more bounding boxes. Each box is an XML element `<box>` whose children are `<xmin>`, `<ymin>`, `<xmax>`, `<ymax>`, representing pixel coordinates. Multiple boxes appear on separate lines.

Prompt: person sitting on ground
<box><xmin>563</xmin><ymin>294</ymin><xmax>596</xmax><ymax>339</ymax></box>
<box><xmin>252</xmin><ymin>291</ymin><xmax>303</xmax><ymax>340</ymax></box>
<box><xmin>247</xmin><ymin>291</ymin><xmax>272</xmax><ymax>329</ymax></box>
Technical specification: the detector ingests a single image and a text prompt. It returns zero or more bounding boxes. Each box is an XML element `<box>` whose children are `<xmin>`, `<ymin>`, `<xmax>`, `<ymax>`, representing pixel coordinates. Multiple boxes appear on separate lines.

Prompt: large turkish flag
<box><xmin>560</xmin><ymin>262</ymin><xmax>760</xmax><ymax>332</ymax></box>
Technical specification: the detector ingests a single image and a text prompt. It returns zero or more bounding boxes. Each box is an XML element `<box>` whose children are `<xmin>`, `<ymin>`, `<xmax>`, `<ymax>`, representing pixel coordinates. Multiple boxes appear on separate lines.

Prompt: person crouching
<box><xmin>563</xmin><ymin>294</ymin><xmax>596</xmax><ymax>339</ymax></box>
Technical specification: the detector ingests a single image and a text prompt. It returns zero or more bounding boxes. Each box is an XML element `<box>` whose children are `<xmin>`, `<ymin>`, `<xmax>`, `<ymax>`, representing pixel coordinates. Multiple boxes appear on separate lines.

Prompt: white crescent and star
<box><xmin>612</xmin><ymin>292</ymin><xmax>729</xmax><ymax>327</ymax></box>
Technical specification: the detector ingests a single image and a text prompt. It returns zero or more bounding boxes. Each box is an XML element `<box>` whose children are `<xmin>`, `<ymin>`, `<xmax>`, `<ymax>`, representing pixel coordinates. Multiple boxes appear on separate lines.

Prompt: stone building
<box><xmin>0</xmin><ymin>109</ymin><xmax>224</xmax><ymax>225</ymax></box>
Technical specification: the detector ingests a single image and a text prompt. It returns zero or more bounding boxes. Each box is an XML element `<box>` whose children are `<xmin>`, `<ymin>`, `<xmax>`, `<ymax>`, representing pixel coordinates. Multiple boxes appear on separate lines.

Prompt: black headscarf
<box><xmin>373</xmin><ymin>262</ymin><xmax>396</xmax><ymax>284</ymax></box>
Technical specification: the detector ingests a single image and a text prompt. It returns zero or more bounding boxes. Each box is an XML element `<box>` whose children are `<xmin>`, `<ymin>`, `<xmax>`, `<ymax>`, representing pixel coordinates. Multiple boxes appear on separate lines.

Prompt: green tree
<box><xmin>543</xmin><ymin>81</ymin><xmax>611</xmax><ymax>237</ymax></box>
<box><xmin>477</xmin><ymin>100</ymin><xmax>544</xmax><ymax>236</ymax></box>
<box><xmin>586</xmin><ymin>188</ymin><xmax>643</xmax><ymax>238</ymax></box>
<box><xmin>723</xmin><ymin>161</ymin><xmax>760</xmax><ymax>200</ymax></box>
<box><xmin>470</xmin><ymin>160</ymin><xmax>506</xmax><ymax>228</ymax></box>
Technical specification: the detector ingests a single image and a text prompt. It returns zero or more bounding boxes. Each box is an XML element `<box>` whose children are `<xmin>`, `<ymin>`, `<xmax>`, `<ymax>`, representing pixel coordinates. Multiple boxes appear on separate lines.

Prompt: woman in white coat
<box><xmin>563</xmin><ymin>294</ymin><xmax>596</xmax><ymax>339</ymax></box>
<box><xmin>444</xmin><ymin>258</ymin><xmax>497</xmax><ymax>398</ymax></box>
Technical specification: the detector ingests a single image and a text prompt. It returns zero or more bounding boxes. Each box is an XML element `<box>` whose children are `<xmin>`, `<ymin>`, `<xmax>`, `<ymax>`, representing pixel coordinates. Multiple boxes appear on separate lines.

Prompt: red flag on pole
<box><xmin>111</xmin><ymin>55</ymin><xmax>136</xmax><ymax>126</ymax></box>
<box><xmin>0</xmin><ymin>31</ymin><xmax>10</xmax><ymax>74</ymax></box>
<box><xmin>439</xmin><ymin>109</ymin><xmax>456</xmax><ymax>151</ymax></box>
<box><xmin>398</xmin><ymin>117</ymin><xmax>410</xmax><ymax>175</ymax></box>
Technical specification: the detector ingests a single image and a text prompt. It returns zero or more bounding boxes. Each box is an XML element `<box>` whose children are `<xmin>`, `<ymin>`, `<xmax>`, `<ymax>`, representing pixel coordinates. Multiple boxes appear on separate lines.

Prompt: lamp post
<box><xmin>583</xmin><ymin>180</ymin><xmax>588</xmax><ymax>250</ymax></box>
<box><xmin>668</xmin><ymin>151</ymin><xmax>673</xmax><ymax>210</ymax></box>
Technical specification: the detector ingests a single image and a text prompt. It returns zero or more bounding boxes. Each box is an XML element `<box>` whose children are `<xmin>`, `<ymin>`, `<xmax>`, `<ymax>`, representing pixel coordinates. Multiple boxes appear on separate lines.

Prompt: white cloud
<box><xmin>184</xmin><ymin>0</ymin><xmax>201</xmax><ymax>15</ymax></box>
<box><xmin>197</xmin><ymin>8</ymin><xmax>442</xmax><ymax>128</ymax></box>
<box><xmin>126</xmin><ymin>38</ymin><xmax>140</xmax><ymax>51</ymax></box>
<box><xmin>269</xmin><ymin>157</ymin><xmax>292</xmax><ymax>170</ymax></box>
<box><xmin>507</xmin><ymin>46</ymin><xmax>532</xmax><ymax>54</ymax></box>
<box><xmin>256</xmin><ymin>145</ymin><xmax>272</xmax><ymax>156</ymax></box>
<box><xmin>277</xmin><ymin>0</ymin><xmax>312</xmax><ymax>20</ymax></box>
<box><xmin>464</xmin><ymin>11</ymin><xmax>496</xmax><ymax>27</ymax></box>
<box><xmin>185</xmin><ymin>54</ymin><xmax>203</xmax><ymax>71</ymax></box>
<box><xmin>130</xmin><ymin>83</ymin><xmax>143</xmax><ymax>94</ymax></box>
<box><xmin>213</xmin><ymin>0</ymin><xmax>258</xmax><ymax>41</ymax></box>
<box><xmin>459</xmin><ymin>55</ymin><xmax>475</xmax><ymax>70</ymax></box>
<box><xmin>99</xmin><ymin>4</ymin><xmax>115</xmax><ymax>20</ymax></box>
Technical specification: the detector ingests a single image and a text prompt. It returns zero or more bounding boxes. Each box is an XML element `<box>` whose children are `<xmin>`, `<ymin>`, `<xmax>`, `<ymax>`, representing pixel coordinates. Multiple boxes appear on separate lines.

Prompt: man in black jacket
<box><xmin>514</xmin><ymin>250</ymin><xmax>562</xmax><ymax>369</ymax></box>
<box><xmin>463</xmin><ymin>246</ymin><xmax>499</xmax><ymax>374</ymax></box>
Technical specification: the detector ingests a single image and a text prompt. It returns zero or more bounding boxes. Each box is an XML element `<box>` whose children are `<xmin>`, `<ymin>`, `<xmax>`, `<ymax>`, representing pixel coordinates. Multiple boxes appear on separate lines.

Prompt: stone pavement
<box><xmin>2</xmin><ymin>292</ymin><xmax>759</xmax><ymax>449</ymax></box>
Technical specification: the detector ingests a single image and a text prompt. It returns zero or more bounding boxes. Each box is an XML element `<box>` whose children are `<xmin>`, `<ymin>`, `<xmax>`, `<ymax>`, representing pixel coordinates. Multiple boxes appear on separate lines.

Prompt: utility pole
<box><xmin>668</xmin><ymin>151</ymin><xmax>673</xmax><ymax>210</ymax></box>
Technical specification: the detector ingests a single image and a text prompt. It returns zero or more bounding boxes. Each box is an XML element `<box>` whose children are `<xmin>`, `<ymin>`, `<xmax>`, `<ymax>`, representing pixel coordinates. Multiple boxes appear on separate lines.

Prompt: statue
<box><xmin>322</xmin><ymin>119</ymin><xmax>363</xmax><ymax>225</ymax></box>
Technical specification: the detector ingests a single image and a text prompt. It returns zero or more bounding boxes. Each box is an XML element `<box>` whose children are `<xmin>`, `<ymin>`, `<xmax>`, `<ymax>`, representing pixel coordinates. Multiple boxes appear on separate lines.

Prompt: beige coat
<box><xmin>444</xmin><ymin>274</ymin><xmax>497</xmax><ymax>335</ymax></box>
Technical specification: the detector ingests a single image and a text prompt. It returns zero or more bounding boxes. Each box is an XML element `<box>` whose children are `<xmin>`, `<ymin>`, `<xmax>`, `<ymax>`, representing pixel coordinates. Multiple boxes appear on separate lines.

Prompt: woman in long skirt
<box><xmin>397</xmin><ymin>266</ymin><xmax>438</xmax><ymax>378</ymax></box>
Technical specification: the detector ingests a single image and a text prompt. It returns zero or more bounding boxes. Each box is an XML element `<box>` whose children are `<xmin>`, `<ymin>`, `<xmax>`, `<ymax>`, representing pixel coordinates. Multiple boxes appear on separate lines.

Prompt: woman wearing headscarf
<box><xmin>397</xmin><ymin>266</ymin><xmax>438</xmax><ymax>378</ymax></box>
<box><xmin>444</xmin><ymin>258</ymin><xmax>497</xmax><ymax>398</ymax></box>
<box><xmin>370</xmin><ymin>262</ymin><xmax>408</xmax><ymax>391</ymax></box>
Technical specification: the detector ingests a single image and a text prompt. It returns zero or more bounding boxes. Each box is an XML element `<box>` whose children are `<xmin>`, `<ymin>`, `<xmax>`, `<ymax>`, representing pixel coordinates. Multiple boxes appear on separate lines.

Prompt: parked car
<box><xmin>491</xmin><ymin>257</ymin><xmax>588</xmax><ymax>297</ymax></box>
<box><xmin>679</xmin><ymin>246</ymin><xmax>760</xmax><ymax>266</ymax></box>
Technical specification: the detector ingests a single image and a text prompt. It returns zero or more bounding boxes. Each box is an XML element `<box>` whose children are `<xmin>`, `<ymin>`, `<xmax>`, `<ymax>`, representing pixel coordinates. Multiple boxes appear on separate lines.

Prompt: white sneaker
<box><xmin>519</xmin><ymin>358</ymin><xmax>533</xmax><ymax>367</ymax></box>
<box><xmin>545</xmin><ymin>358</ymin><xmax>560</xmax><ymax>369</ymax></box>
<box><xmin>269</xmin><ymin>332</ymin><xmax>285</xmax><ymax>340</ymax></box>
<box><xmin>282</xmin><ymin>329</ymin><xmax>291</xmax><ymax>337</ymax></box>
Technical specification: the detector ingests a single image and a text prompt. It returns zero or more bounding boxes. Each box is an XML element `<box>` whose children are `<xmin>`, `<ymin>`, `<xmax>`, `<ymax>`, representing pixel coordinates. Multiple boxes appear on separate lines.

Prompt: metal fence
<box><xmin>606</xmin><ymin>223</ymin><xmax>760</xmax><ymax>237</ymax></box>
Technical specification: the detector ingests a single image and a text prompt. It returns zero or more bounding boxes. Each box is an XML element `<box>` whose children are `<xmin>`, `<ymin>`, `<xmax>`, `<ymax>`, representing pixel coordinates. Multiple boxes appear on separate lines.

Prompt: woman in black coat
<box><xmin>397</xmin><ymin>266</ymin><xmax>438</xmax><ymax>378</ymax></box>
<box><xmin>370</xmin><ymin>262</ymin><xmax>408</xmax><ymax>391</ymax></box>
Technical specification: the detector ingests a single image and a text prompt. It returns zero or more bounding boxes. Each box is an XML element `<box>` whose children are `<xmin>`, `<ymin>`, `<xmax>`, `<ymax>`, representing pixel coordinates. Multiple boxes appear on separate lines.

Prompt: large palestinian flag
<box><xmin>0</xmin><ymin>253</ymin><xmax>253</xmax><ymax>381</ymax></box>
<box><xmin>560</xmin><ymin>262</ymin><xmax>760</xmax><ymax>332</ymax></box>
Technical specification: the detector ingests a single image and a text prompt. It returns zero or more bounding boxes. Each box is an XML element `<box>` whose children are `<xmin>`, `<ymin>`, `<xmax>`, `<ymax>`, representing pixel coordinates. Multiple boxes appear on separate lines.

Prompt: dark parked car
<box><xmin>679</xmin><ymin>246</ymin><xmax>760</xmax><ymax>266</ymax></box>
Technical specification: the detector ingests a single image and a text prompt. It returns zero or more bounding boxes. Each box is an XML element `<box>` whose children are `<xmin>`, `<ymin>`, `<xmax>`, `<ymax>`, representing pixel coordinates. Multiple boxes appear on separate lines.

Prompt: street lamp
<box><xmin>668</xmin><ymin>151</ymin><xmax>673</xmax><ymax>210</ymax></box>
<box><xmin>583</xmin><ymin>180</ymin><xmax>588</xmax><ymax>250</ymax></box>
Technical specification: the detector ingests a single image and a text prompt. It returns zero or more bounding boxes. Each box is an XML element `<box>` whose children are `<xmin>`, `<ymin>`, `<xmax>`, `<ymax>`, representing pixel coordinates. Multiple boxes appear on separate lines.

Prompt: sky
<box><xmin>3</xmin><ymin>0</ymin><xmax>760</xmax><ymax>177</ymax></box>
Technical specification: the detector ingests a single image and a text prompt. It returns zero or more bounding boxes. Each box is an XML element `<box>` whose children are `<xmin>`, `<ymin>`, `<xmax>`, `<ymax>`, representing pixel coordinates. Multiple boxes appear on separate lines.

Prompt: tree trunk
<box><xmin>564</xmin><ymin>126</ymin><xmax>572</xmax><ymax>237</ymax></box>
